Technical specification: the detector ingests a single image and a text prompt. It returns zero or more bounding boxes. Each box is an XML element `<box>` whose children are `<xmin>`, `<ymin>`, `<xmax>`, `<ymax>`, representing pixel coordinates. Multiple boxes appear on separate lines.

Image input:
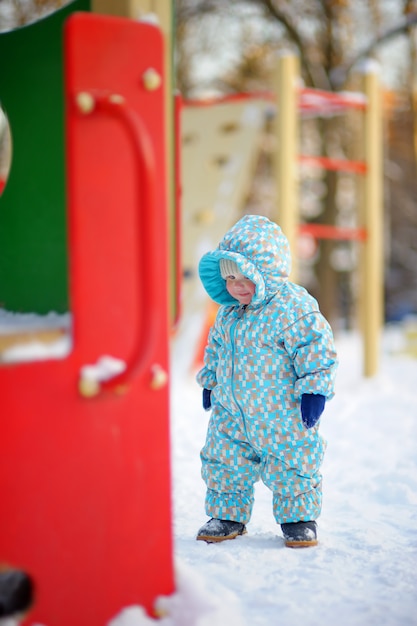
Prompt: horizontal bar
<box><xmin>299</xmin><ymin>223</ymin><xmax>367</xmax><ymax>241</ymax></box>
<box><xmin>300</xmin><ymin>88</ymin><xmax>367</xmax><ymax>111</ymax></box>
<box><xmin>299</xmin><ymin>154</ymin><xmax>367</xmax><ymax>174</ymax></box>
<box><xmin>183</xmin><ymin>87</ymin><xmax>368</xmax><ymax>115</ymax></box>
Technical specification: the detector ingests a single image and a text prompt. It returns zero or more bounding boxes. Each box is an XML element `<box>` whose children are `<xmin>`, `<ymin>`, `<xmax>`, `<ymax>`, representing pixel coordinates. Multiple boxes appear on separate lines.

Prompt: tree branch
<box><xmin>251</xmin><ymin>0</ymin><xmax>320</xmax><ymax>88</ymax></box>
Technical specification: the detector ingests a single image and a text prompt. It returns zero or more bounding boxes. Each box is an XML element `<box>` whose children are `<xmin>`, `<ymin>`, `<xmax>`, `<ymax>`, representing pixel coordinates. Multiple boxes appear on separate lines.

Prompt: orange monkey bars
<box><xmin>299</xmin><ymin>87</ymin><xmax>367</xmax><ymax>114</ymax></box>
<box><xmin>299</xmin><ymin>223</ymin><xmax>368</xmax><ymax>242</ymax></box>
<box><xmin>182</xmin><ymin>57</ymin><xmax>382</xmax><ymax>378</ymax></box>
<box><xmin>184</xmin><ymin>86</ymin><xmax>367</xmax><ymax>116</ymax></box>
<box><xmin>298</xmin><ymin>154</ymin><xmax>367</xmax><ymax>174</ymax></box>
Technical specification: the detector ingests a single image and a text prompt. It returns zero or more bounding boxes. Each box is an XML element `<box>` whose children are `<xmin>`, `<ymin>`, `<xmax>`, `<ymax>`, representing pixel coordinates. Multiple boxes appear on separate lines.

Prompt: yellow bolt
<box><xmin>108</xmin><ymin>94</ymin><xmax>125</xmax><ymax>105</ymax></box>
<box><xmin>143</xmin><ymin>68</ymin><xmax>162</xmax><ymax>91</ymax></box>
<box><xmin>75</xmin><ymin>92</ymin><xmax>95</xmax><ymax>114</ymax></box>
<box><xmin>79</xmin><ymin>376</ymin><xmax>100</xmax><ymax>398</ymax></box>
<box><xmin>114</xmin><ymin>384</ymin><xmax>129</xmax><ymax>395</ymax></box>
<box><xmin>194</xmin><ymin>209</ymin><xmax>215</xmax><ymax>225</ymax></box>
<box><xmin>150</xmin><ymin>364</ymin><xmax>168</xmax><ymax>390</ymax></box>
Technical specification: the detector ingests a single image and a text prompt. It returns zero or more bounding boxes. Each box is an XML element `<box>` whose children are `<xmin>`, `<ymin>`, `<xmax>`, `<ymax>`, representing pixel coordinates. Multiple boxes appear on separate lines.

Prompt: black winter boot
<box><xmin>196</xmin><ymin>518</ymin><xmax>247</xmax><ymax>543</ymax></box>
<box><xmin>0</xmin><ymin>569</ymin><xmax>34</xmax><ymax>618</ymax></box>
<box><xmin>281</xmin><ymin>521</ymin><xmax>318</xmax><ymax>548</ymax></box>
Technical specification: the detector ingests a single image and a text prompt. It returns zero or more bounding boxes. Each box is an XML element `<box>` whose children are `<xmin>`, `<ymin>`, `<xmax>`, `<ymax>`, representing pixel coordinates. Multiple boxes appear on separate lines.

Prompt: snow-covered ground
<box><xmin>1</xmin><ymin>311</ymin><xmax>416</xmax><ymax>626</ymax></box>
<box><xmin>140</xmin><ymin>316</ymin><xmax>417</xmax><ymax>626</ymax></box>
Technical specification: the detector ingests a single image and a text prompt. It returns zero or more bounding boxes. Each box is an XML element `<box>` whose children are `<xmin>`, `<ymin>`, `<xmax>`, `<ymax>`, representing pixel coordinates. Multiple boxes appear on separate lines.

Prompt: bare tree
<box><xmin>0</xmin><ymin>0</ymin><xmax>70</xmax><ymax>31</ymax></box>
<box><xmin>175</xmin><ymin>0</ymin><xmax>417</xmax><ymax>326</ymax></box>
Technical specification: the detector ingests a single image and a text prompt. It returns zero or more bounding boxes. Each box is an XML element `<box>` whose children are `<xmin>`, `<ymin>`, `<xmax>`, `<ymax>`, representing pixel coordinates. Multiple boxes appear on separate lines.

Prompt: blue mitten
<box><xmin>202</xmin><ymin>388</ymin><xmax>212</xmax><ymax>411</ymax></box>
<box><xmin>301</xmin><ymin>393</ymin><xmax>326</xmax><ymax>428</ymax></box>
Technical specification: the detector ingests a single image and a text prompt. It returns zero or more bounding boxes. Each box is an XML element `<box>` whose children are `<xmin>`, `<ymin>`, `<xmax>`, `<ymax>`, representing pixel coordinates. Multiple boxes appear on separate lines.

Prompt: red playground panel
<box><xmin>0</xmin><ymin>13</ymin><xmax>173</xmax><ymax>625</ymax></box>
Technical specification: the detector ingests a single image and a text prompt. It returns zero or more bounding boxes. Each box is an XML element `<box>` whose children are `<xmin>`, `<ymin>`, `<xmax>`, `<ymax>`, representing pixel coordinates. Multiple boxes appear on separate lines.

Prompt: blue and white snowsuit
<box><xmin>196</xmin><ymin>215</ymin><xmax>338</xmax><ymax>524</ymax></box>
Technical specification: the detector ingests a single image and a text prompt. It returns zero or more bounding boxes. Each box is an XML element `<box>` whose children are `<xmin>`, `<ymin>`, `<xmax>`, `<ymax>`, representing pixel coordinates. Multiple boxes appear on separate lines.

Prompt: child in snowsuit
<box><xmin>196</xmin><ymin>215</ymin><xmax>338</xmax><ymax>547</ymax></box>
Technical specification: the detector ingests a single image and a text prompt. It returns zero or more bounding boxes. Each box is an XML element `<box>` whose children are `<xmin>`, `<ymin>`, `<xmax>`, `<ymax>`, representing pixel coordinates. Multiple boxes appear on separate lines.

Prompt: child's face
<box><xmin>225</xmin><ymin>274</ymin><xmax>256</xmax><ymax>305</ymax></box>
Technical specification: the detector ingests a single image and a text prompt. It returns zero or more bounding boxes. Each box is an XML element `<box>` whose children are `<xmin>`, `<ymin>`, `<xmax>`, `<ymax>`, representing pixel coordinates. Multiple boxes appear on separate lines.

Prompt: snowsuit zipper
<box><xmin>230</xmin><ymin>305</ymin><xmax>251</xmax><ymax>442</ymax></box>
<box><xmin>196</xmin><ymin>214</ymin><xmax>338</xmax><ymax>524</ymax></box>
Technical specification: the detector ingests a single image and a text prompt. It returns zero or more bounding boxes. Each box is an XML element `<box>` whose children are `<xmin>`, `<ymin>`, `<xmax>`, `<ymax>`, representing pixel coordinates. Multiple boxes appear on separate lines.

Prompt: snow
<box><xmin>153</xmin><ymin>317</ymin><xmax>417</xmax><ymax>626</ymax></box>
<box><xmin>1</xmin><ymin>310</ymin><xmax>416</xmax><ymax>625</ymax></box>
<box><xmin>0</xmin><ymin>309</ymin><xmax>71</xmax><ymax>334</ymax></box>
<box><xmin>80</xmin><ymin>355</ymin><xmax>127</xmax><ymax>384</ymax></box>
<box><xmin>109</xmin><ymin>315</ymin><xmax>417</xmax><ymax>626</ymax></box>
<box><xmin>0</xmin><ymin>337</ymin><xmax>71</xmax><ymax>363</ymax></box>
<box><xmin>0</xmin><ymin>309</ymin><xmax>71</xmax><ymax>362</ymax></box>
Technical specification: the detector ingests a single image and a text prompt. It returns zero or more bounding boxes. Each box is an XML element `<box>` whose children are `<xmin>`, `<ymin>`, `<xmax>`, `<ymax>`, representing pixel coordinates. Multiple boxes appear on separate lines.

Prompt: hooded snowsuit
<box><xmin>196</xmin><ymin>215</ymin><xmax>337</xmax><ymax>524</ymax></box>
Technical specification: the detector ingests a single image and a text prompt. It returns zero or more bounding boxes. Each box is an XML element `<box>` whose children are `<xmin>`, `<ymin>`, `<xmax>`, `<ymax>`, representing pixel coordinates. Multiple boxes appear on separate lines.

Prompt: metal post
<box><xmin>91</xmin><ymin>0</ymin><xmax>150</xmax><ymax>17</ymax></box>
<box><xmin>359</xmin><ymin>62</ymin><xmax>384</xmax><ymax>377</ymax></box>
<box><xmin>273</xmin><ymin>53</ymin><xmax>299</xmax><ymax>280</ymax></box>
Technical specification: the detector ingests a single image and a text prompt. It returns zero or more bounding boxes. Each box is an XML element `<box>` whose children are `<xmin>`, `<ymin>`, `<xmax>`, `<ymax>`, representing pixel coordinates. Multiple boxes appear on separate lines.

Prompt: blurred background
<box><xmin>1</xmin><ymin>0</ymin><xmax>417</xmax><ymax>333</ymax></box>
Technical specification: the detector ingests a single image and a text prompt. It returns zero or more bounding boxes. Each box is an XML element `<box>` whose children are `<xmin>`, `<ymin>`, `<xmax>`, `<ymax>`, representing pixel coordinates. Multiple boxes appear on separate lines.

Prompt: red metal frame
<box><xmin>0</xmin><ymin>14</ymin><xmax>173</xmax><ymax>626</ymax></box>
<box><xmin>71</xmin><ymin>91</ymin><xmax>162</xmax><ymax>396</ymax></box>
<box><xmin>299</xmin><ymin>223</ymin><xmax>367</xmax><ymax>241</ymax></box>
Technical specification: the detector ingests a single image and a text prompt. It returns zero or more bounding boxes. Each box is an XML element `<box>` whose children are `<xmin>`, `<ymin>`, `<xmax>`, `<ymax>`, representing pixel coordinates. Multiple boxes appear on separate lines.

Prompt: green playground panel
<box><xmin>0</xmin><ymin>0</ymin><xmax>90</xmax><ymax>314</ymax></box>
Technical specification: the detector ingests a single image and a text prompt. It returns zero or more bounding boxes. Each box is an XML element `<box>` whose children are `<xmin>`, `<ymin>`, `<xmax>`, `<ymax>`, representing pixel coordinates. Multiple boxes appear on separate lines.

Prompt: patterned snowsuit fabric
<box><xmin>197</xmin><ymin>215</ymin><xmax>338</xmax><ymax>525</ymax></box>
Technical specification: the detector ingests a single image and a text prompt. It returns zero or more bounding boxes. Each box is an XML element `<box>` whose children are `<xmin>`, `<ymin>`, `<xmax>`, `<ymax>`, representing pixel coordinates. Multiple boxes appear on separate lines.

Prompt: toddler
<box><xmin>196</xmin><ymin>215</ymin><xmax>337</xmax><ymax>547</ymax></box>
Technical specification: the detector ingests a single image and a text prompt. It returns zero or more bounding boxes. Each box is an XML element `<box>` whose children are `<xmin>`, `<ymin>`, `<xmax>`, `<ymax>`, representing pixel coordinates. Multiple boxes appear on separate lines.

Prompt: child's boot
<box><xmin>197</xmin><ymin>518</ymin><xmax>247</xmax><ymax>543</ymax></box>
<box><xmin>281</xmin><ymin>521</ymin><xmax>318</xmax><ymax>548</ymax></box>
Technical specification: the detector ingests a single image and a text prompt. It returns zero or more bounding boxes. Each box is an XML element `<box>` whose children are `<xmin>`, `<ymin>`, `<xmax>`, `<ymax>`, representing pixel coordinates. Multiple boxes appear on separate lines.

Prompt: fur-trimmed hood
<box><xmin>198</xmin><ymin>215</ymin><xmax>291</xmax><ymax>306</ymax></box>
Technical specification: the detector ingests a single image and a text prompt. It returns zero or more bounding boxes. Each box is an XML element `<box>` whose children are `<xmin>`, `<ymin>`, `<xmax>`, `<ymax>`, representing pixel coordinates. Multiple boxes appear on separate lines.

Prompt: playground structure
<box><xmin>182</xmin><ymin>58</ymin><xmax>383</xmax><ymax>378</ymax></box>
<box><xmin>179</xmin><ymin>95</ymin><xmax>268</xmax><ymax>320</ymax></box>
<box><xmin>0</xmin><ymin>1</ymin><xmax>383</xmax><ymax>624</ymax></box>
<box><xmin>0</xmin><ymin>4</ymin><xmax>174</xmax><ymax>626</ymax></box>
<box><xmin>274</xmin><ymin>55</ymin><xmax>383</xmax><ymax>377</ymax></box>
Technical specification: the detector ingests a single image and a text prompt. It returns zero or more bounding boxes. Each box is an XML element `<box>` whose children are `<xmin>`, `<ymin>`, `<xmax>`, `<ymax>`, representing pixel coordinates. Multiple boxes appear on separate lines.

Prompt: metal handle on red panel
<box><xmin>75</xmin><ymin>90</ymin><xmax>167</xmax><ymax>396</ymax></box>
